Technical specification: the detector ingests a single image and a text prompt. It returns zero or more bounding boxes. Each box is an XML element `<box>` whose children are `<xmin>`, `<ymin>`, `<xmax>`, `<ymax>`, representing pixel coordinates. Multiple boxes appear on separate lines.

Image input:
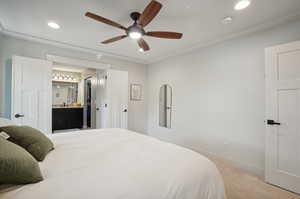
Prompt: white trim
<box><xmin>265</xmin><ymin>40</ymin><xmax>300</xmax><ymax>52</ymax></box>
<box><xmin>188</xmin><ymin>145</ymin><xmax>264</xmax><ymax>178</ymax></box>
<box><xmin>150</xmin><ymin>13</ymin><xmax>300</xmax><ymax>64</ymax></box>
<box><xmin>0</xmin><ymin>12</ymin><xmax>299</xmax><ymax>64</ymax></box>
<box><xmin>0</xmin><ymin>28</ymin><xmax>147</xmax><ymax>64</ymax></box>
<box><xmin>46</xmin><ymin>54</ymin><xmax>111</xmax><ymax>70</ymax></box>
<box><xmin>10</xmin><ymin>57</ymin><xmax>15</xmax><ymax>121</ymax></box>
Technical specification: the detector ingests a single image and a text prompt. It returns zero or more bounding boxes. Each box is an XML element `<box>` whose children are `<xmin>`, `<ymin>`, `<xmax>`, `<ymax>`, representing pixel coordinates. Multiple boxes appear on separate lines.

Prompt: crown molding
<box><xmin>148</xmin><ymin>12</ymin><xmax>300</xmax><ymax>64</ymax></box>
<box><xmin>46</xmin><ymin>54</ymin><xmax>111</xmax><ymax>70</ymax></box>
<box><xmin>1</xmin><ymin>12</ymin><xmax>300</xmax><ymax>66</ymax></box>
<box><xmin>0</xmin><ymin>27</ymin><xmax>148</xmax><ymax>65</ymax></box>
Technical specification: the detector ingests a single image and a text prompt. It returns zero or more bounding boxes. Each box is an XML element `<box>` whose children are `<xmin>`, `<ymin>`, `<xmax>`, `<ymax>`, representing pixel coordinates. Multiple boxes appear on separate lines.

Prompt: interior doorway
<box><xmin>51</xmin><ymin>65</ymin><xmax>98</xmax><ymax>133</ymax></box>
<box><xmin>84</xmin><ymin>76</ymin><xmax>92</xmax><ymax>129</ymax></box>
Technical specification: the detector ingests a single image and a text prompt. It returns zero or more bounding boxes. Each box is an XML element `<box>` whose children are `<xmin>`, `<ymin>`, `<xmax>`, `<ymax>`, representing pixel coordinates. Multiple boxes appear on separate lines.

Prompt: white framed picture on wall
<box><xmin>130</xmin><ymin>84</ymin><xmax>142</xmax><ymax>101</ymax></box>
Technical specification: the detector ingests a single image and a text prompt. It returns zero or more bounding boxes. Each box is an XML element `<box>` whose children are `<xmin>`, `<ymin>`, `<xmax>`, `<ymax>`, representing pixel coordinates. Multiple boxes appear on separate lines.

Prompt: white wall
<box><xmin>147</xmin><ymin>20</ymin><xmax>300</xmax><ymax>176</ymax></box>
<box><xmin>0</xmin><ymin>34</ymin><xmax>148</xmax><ymax>133</ymax></box>
<box><xmin>0</xmin><ymin>34</ymin><xmax>4</xmax><ymax>115</ymax></box>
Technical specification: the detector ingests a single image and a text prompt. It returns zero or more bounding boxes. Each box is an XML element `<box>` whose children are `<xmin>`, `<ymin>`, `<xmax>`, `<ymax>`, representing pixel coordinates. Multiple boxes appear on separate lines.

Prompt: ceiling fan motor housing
<box><xmin>130</xmin><ymin>12</ymin><xmax>141</xmax><ymax>22</ymax></box>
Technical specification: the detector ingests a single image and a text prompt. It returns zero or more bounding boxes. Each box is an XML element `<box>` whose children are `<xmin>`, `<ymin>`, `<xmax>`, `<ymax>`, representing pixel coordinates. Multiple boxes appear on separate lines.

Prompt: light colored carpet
<box><xmin>208</xmin><ymin>155</ymin><xmax>300</xmax><ymax>199</ymax></box>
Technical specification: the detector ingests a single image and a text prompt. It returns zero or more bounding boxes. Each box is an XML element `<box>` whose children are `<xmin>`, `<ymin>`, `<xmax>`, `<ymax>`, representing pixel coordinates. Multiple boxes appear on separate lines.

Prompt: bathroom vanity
<box><xmin>52</xmin><ymin>106</ymin><xmax>84</xmax><ymax>131</ymax></box>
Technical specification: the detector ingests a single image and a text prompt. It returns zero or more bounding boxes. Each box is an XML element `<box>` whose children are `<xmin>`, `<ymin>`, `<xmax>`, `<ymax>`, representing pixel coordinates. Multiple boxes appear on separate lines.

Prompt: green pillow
<box><xmin>0</xmin><ymin>137</ymin><xmax>43</xmax><ymax>184</ymax></box>
<box><xmin>0</xmin><ymin>126</ymin><xmax>54</xmax><ymax>161</ymax></box>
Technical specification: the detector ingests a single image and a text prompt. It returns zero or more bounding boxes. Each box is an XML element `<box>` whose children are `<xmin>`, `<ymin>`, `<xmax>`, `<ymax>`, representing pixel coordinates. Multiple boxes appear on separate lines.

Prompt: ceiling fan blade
<box><xmin>101</xmin><ymin>35</ymin><xmax>128</xmax><ymax>44</ymax></box>
<box><xmin>138</xmin><ymin>0</ymin><xmax>162</xmax><ymax>27</ymax></box>
<box><xmin>137</xmin><ymin>39</ymin><xmax>150</xmax><ymax>51</ymax></box>
<box><xmin>85</xmin><ymin>12</ymin><xmax>127</xmax><ymax>30</ymax></box>
<box><xmin>146</xmin><ymin>31</ymin><xmax>183</xmax><ymax>39</ymax></box>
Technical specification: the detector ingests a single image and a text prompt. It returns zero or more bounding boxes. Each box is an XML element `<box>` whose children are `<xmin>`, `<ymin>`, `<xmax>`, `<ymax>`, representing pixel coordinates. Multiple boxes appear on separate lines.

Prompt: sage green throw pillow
<box><xmin>0</xmin><ymin>126</ymin><xmax>54</xmax><ymax>161</ymax></box>
<box><xmin>0</xmin><ymin>138</ymin><xmax>43</xmax><ymax>184</ymax></box>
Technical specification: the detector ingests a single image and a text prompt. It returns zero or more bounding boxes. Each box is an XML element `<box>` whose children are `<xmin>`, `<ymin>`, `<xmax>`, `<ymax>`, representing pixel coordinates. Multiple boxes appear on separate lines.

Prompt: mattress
<box><xmin>0</xmin><ymin>128</ymin><xmax>226</xmax><ymax>199</ymax></box>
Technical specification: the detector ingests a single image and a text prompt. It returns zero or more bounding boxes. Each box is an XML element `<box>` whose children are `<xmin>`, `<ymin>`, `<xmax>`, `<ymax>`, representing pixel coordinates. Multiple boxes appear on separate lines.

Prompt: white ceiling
<box><xmin>1</xmin><ymin>0</ymin><xmax>300</xmax><ymax>64</ymax></box>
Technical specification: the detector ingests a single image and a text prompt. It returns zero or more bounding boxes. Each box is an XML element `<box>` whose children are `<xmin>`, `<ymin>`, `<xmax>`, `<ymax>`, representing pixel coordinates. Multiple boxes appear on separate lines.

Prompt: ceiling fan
<box><xmin>85</xmin><ymin>0</ymin><xmax>183</xmax><ymax>52</ymax></box>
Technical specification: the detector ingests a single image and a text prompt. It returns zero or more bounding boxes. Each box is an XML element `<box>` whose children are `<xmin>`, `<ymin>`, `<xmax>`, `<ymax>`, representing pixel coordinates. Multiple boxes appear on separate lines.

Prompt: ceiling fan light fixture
<box><xmin>128</xmin><ymin>24</ymin><xmax>144</xmax><ymax>39</ymax></box>
<box><xmin>129</xmin><ymin>31</ymin><xmax>142</xmax><ymax>39</ymax></box>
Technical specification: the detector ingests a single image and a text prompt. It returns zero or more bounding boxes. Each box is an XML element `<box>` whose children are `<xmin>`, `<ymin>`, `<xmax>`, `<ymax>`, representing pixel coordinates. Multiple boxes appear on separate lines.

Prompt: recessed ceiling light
<box><xmin>222</xmin><ymin>17</ymin><xmax>233</xmax><ymax>24</ymax></box>
<box><xmin>96</xmin><ymin>53</ymin><xmax>103</xmax><ymax>60</ymax></box>
<box><xmin>48</xmin><ymin>21</ymin><xmax>60</xmax><ymax>29</ymax></box>
<box><xmin>234</xmin><ymin>0</ymin><xmax>251</xmax><ymax>10</ymax></box>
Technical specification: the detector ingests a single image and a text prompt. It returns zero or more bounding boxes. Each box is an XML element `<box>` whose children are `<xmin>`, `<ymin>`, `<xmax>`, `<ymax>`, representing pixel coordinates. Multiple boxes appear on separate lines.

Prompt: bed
<box><xmin>0</xmin><ymin>128</ymin><xmax>225</xmax><ymax>199</ymax></box>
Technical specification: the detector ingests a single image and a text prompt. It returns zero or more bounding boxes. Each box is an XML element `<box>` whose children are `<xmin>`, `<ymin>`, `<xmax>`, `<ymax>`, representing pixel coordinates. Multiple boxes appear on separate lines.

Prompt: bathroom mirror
<box><xmin>159</xmin><ymin>84</ymin><xmax>172</xmax><ymax>128</ymax></box>
<box><xmin>52</xmin><ymin>82</ymin><xmax>79</xmax><ymax>106</ymax></box>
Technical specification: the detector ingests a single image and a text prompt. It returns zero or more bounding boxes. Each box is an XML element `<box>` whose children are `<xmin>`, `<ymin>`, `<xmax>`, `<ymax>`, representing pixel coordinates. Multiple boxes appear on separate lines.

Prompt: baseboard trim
<box><xmin>188</xmin><ymin>146</ymin><xmax>265</xmax><ymax>178</ymax></box>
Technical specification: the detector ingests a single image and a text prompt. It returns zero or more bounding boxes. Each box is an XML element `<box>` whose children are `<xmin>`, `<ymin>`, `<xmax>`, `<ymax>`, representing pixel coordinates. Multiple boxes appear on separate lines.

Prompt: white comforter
<box><xmin>0</xmin><ymin>128</ymin><xmax>225</xmax><ymax>199</ymax></box>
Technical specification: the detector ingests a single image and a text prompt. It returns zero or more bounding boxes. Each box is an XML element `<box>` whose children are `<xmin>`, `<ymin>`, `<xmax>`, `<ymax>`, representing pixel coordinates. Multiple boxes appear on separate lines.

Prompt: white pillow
<box><xmin>0</xmin><ymin>118</ymin><xmax>15</xmax><ymax>127</ymax></box>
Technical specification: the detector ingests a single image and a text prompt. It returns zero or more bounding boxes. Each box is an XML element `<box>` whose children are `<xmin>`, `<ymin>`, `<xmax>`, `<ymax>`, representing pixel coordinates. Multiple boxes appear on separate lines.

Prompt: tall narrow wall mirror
<box><xmin>159</xmin><ymin>84</ymin><xmax>172</xmax><ymax>128</ymax></box>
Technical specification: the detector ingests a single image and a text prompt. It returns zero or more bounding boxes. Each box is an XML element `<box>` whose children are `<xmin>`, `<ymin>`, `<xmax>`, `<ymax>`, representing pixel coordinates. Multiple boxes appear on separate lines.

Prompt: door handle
<box><xmin>267</xmin><ymin>120</ymin><xmax>281</xmax><ymax>125</ymax></box>
<box><xmin>15</xmin><ymin>114</ymin><xmax>24</xmax><ymax>118</ymax></box>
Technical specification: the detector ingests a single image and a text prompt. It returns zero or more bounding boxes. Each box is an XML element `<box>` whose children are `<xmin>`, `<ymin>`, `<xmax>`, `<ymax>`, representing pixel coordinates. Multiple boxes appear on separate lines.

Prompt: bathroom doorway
<box><xmin>51</xmin><ymin>65</ymin><xmax>98</xmax><ymax>133</ymax></box>
<box><xmin>84</xmin><ymin>76</ymin><xmax>92</xmax><ymax>129</ymax></box>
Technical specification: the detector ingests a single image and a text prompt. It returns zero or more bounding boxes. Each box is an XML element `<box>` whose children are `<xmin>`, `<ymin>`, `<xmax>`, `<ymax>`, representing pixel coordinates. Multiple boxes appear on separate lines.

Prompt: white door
<box><xmin>90</xmin><ymin>75</ymin><xmax>97</xmax><ymax>129</ymax></box>
<box><xmin>11</xmin><ymin>56</ymin><xmax>52</xmax><ymax>134</ymax></box>
<box><xmin>265</xmin><ymin>40</ymin><xmax>300</xmax><ymax>194</ymax></box>
<box><xmin>106</xmin><ymin>69</ymin><xmax>128</xmax><ymax>129</ymax></box>
<box><xmin>95</xmin><ymin>70</ymin><xmax>108</xmax><ymax>129</ymax></box>
<box><xmin>166</xmin><ymin>86</ymin><xmax>172</xmax><ymax>128</ymax></box>
<box><xmin>159</xmin><ymin>85</ymin><xmax>172</xmax><ymax>128</ymax></box>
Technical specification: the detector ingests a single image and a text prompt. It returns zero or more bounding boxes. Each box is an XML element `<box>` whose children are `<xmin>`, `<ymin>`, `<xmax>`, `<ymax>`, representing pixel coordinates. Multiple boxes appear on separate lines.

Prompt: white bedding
<box><xmin>0</xmin><ymin>128</ymin><xmax>225</xmax><ymax>199</ymax></box>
